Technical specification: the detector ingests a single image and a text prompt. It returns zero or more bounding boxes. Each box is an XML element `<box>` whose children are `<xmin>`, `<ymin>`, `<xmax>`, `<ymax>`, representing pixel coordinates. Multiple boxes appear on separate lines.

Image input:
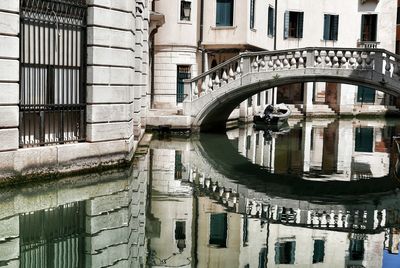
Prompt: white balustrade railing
<box><xmin>184</xmin><ymin>47</ymin><xmax>400</xmax><ymax>101</ymax></box>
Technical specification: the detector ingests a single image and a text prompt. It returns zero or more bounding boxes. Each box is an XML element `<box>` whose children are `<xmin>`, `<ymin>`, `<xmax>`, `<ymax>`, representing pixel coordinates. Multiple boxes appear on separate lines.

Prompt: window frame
<box><xmin>216</xmin><ymin>0</ymin><xmax>235</xmax><ymax>27</ymax></box>
<box><xmin>361</xmin><ymin>13</ymin><xmax>378</xmax><ymax>42</ymax></box>
<box><xmin>284</xmin><ymin>10</ymin><xmax>304</xmax><ymax>39</ymax></box>
<box><xmin>250</xmin><ymin>0</ymin><xmax>256</xmax><ymax>29</ymax></box>
<box><xmin>323</xmin><ymin>14</ymin><xmax>339</xmax><ymax>41</ymax></box>
<box><xmin>179</xmin><ymin>0</ymin><xmax>192</xmax><ymax>23</ymax></box>
<box><xmin>267</xmin><ymin>5</ymin><xmax>275</xmax><ymax>37</ymax></box>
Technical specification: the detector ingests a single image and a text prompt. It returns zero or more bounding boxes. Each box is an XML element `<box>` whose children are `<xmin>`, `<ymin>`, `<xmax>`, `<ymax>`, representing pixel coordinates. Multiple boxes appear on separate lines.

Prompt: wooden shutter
<box><xmin>332</xmin><ymin>15</ymin><xmax>339</xmax><ymax>40</ymax></box>
<box><xmin>284</xmin><ymin>11</ymin><xmax>289</xmax><ymax>39</ymax></box>
<box><xmin>323</xmin><ymin>14</ymin><xmax>330</xmax><ymax>40</ymax></box>
<box><xmin>297</xmin><ymin>12</ymin><xmax>304</xmax><ymax>38</ymax></box>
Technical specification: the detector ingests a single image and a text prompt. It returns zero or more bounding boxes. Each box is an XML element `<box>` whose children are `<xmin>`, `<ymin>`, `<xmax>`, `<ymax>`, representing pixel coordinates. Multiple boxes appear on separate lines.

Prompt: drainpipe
<box><xmin>199</xmin><ymin>0</ymin><xmax>205</xmax><ymax>73</ymax></box>
<box><xmin>272</xmin><ymin>0</ymin><xmax>277</xmax><ymax>105</ymax></box>
<box><xmin>273</xmin><ymin>0</ymin><xmax>277</xmax><ymax>50</ymax></box>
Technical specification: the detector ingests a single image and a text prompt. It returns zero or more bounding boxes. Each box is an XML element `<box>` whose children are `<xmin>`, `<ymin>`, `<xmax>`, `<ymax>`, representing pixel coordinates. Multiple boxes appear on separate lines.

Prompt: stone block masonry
<box><xmin>0</xmin><ymin>2</ymin><xmax>19</xmax><ymax>153</ymax></box>
<box><xmin>0</xmin><ymin>0</ymin><xmax>152</xmax><ymax>179</ymax></box>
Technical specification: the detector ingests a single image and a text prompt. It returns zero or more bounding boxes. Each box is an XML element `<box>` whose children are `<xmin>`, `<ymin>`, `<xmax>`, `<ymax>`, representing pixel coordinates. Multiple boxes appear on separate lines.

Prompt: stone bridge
<box><xmin>183</xmin><ymin>47</ymin><xmax>400</xmax><ymax>132</ymax></box>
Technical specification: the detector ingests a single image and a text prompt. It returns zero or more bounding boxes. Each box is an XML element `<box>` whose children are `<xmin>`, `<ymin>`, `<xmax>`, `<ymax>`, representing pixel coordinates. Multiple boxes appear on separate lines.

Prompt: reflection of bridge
<box><xmin>183</xmin><ymin>47</ymin><xmax>400</xmax><ymax>131</ymax></box>
<box><xmin>150</xmin><ymin>134</ymin><xmax>400</xmax><ymax>233</ymax></box>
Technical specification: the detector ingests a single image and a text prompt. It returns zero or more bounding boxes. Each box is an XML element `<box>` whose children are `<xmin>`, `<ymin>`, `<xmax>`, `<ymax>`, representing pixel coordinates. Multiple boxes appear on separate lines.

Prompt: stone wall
<box><xmin>0</xmin><ymin>2</ymin><xmax>19</xmax><ymax>153</ymax></box>
<box><xmin>0</xmin><ymin>0</ymin><xmax>151</xmax><ymax>179</ymax></box>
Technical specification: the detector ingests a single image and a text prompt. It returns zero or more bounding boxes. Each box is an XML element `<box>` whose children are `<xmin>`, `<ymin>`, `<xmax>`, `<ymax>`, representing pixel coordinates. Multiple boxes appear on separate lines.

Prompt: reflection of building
<box><xmin>228</xmin><ymin>118</ymin><xmax>394</xmax><ymax>181</ymax></box>
<box><xmin>0</xmin><ymin>155</ymin><xmax>149</xmax><ymax>267</ymax></box>
<box><xmin>147</xmin><ymin>146</ymin><xmax>194</xmax><ymax>267</ymax></box>
<box><xmin>147</xmin><ymin>137</ymin><xmax>400</xmax><ymax>268</ymax></box>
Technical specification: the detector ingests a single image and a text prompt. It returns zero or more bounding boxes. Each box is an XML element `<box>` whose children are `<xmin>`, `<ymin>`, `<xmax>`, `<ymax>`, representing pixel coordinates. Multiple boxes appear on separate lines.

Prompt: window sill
<box><xmin>250</xmin><ymin>28</ymin><xmax>257</xmax><ymax>32</ymax></box>
<box><xmin>178</xmin><ymin>20</ymin><xmax>192</xmax><ymax>25</ymax></box>
<box><xmin>211</xmin><ymin>26</ymin><xmax>237</xmax><ymax>30</ymax></box>
<box><xmin>267</xmin><ymin>34</ymin><xmax>274</xmax><ymax>38</ymax></box>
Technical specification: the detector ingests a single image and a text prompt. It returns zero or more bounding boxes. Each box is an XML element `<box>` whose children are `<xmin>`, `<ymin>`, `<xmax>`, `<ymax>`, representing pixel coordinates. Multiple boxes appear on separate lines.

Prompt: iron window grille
<box><xmin>19</xmin><ymin>0</ymin><xmax>87</xmax><ymax>148</ymax></box>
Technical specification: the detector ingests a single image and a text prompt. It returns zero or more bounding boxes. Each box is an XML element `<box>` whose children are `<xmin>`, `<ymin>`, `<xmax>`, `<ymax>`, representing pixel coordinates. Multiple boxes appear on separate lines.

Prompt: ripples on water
<box><xmin>1</xmin><ymin>118</ymin><xmax>400</xmax><ymax>267</ymax></box>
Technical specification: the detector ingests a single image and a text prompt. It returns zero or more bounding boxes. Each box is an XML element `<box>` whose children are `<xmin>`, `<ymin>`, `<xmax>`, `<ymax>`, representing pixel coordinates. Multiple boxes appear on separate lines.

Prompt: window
<box><xmin>175</xmin><ymin>221</ymin><xmax>186</xmax><ymax>240</ymax></box>
<box><xmin>275</xmin><ymin>241</ymin><xmax>296</xmax><ymax>264</ymax></box>
<box><xmin>180</xmin><ymin>1</ymin><xmax>191</xmax><ymax>21</ymax></box>
<box><xmin>284</xmin><ymin>11</ymin><xmax>304</xmax><ymax>39</ymax></box>
<box><xmin>355</xmin><ymin>127</ymin><xmax>374</xmax><ymax>153</ymax></box>
<box><xmin>177</xmin><ymin>65</ymin><xmax>191</xmax><ymax>103</ymax></box>
<box><xmin>216</xmin><ymin>0</ymin><xmax>234</xmax><ymax>26</ymax></box>
<box><xmin>357</xmin><ymin>86</ymin><xmax>375</xmax><ymax>103</ymax></box>
<box><xmin>250</xmin><ymin>0</ymin><xmax>255</xmax><ymax>29</ymax></box>
<box><xmin>20</xmin><ymin>0</ymin><xmax>87</xmax><ymax>147</ymax></box>
<box><xmin>323</xmin><ymin>14</ymin><xmax>339</xmax><ymax>41</ymax></box>
<box><xmin>349</xmin><ymin>239</ymin><xmax>365</xmax><ymax>261</ymax></box>
<box><xmin>248</xmin><ymin>97</ymin><xmax>253</xmax><ymax>107</ymax></box>
<box><xmin>175</xmin><ymin>150</ymin><xmax>183</xmax><ymax>179</ymax></box>
<box><xmin>313</xmin><ymin>240</ymin><xmax>325</xmax><ymax>263</ymax></box>
<box><xmin>259</xmin><ymin>247</ymin><xmax>268</xmax><ymax>268</ymax></box>
<box><xmin>268</xmin><ymin>6</ymin><xmax>275</xmax><ymax>36</ymax></box>
<box><xmin>361</xmin><ymin>14</ymin><xmax>377</xmax><ymax>41</ymax></box>
<box><xmin>257</xmin><ymin>93</ymin><xmax>261</xmax><ymax>106</ymax></box>
<box><xmin>397</xmin><ymin>6</ymin><xmax>400</xmax><ymax>25</ymax></box>
<box><xmin>209</xmin><ymin>213</ymin><xmax>227</xmax><ymax>247</ymax></box>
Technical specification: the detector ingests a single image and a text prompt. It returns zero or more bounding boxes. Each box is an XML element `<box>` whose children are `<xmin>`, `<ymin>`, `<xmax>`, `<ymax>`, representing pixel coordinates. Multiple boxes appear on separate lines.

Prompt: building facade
<box><xmin>0</xmin><ymin>0</ymin><xmax>154</xmax><ymax>178</ymax></box>
<box><xmin>152</xmin><ymin>0</ymin><xmax>398</xmax><ymax>119</ymax></box>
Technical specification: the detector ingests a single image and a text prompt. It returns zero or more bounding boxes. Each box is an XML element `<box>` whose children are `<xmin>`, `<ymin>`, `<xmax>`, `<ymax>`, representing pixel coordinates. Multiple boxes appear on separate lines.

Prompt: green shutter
<box><xmin>332</xmin><ymin>15</ymin><xmax>339</xmax><ymax>40</ymax></box>
<box><xmin>284</xmin><ymin>11</ymin><xmax>289</xmax><ymax>39</ymax></box>
<box><xmin>297</xmin><ymin>12</ymin><xmax>304</xmax><ymax>38</ymax></box>
<box><xmin>323</xmin><ymin>14</ymin><xmax>330</xmax><ymax>40</ymax></box>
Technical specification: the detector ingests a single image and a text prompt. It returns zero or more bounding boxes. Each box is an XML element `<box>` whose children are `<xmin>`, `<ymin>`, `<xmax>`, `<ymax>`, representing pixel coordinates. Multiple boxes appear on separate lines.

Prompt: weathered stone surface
<box><xmin>0</xmin><ymin>129</ymin><xmax>18</xmax><ymax>151</ymax></box>
<box><xmin>0</xmin><ymin>83</ymin><xmax>18</xmax><ymax>104</ymax></box>
<box><xmin>0</xmin><ymin>106</ymin><xmax>18</xmax><ymax>127</ymax></box>
<box><xmin>0</xmin><ymin>36</ymin><xmax>18</xmax><ymax>58</ymax></box>
<box><xmin>86</xmin><ymin>208</ymin><xmax>129</xmax><ymax>234</ymax></box>
<box><xmin>87</xmin><ymin>104</ymin><xmax>132</xmax><ymax>123</ymax></box>
<box><xmin>14</xmin><ymin>146</ymin><xmax>57</xmax><ymax>172</ymax></box>
<box><xmin>0</xmin><ymin>60</ymin><xmax>18</xmax><ymax>81</ymax></box>
<box><xmin>0</xmin><ymin>216</ymin><xmax>19</xmax><ymax>241</ymax></box>
<box><xmin>89</xmin><ymin>243</ymin><xmax>129</xmax><ymax>268</ymax></box>
<box><xmin>86</xmin><ymin>121</ymin><xmax>133</xmax><ymax>142</ymax></box>
<box><xmin>87</xmin><ymin>227</ymin><xmax>129</xmax><ymax>253</ymax></box>
<box><xmin>87</xmin><ymin>85</ymin><xmax>133</xmax><ymax>104</ymax></box>
<box><xmin>87</xmin><ymin>7</ymin><xmax>132</xmax><ymax>30</ymax></box>
<box><xmin>0</xmin><ymin>1</ymin><xmax>19</xmax><ymax>12</ymax></box>
<box><xmin>87</xmin><ymin>191</ymin><xmax>129</xmax><ymax>216</ymax></box>
<box><xmin>0</xmin><ymin>238</ymin><xmax>19</xmax><ymax>260</ymax></box>
<box><xmin>0</xmin><ymin>12</ymin><xmax>19</xmax><ymax>35</ymax></box>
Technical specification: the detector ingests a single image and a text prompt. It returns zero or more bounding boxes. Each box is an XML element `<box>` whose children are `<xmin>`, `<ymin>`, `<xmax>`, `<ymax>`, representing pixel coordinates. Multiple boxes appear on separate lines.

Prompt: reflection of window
<box><xmin>275</xmin><ymin>241</ymin><xmax>296</xmax><ymax>264</ymax></box>
<box><xmin>361</xmin><ymin>14</ymin><xmax>377</xmax><ymax>41</ymax></box>
<box><xmin>20</xmin><ymin>202</ymin><xmax>85</xmax><ymax>266</ymax></box>
<box><xmin>268</xmin><ymin>6</ymin><xmax>274</xmax><ymax>36</ymax></box>
<box><xmin>323</xmin><ymin>14</ymin><xmax>339</xmax><ymax>41</ymax></box>
<box><xmin>209</xmin><ymin>213</ymin><xmax>227</xmax><ymax>247</ymax></box>
<box><xmin>175</xmin><ymin>150</ymin><xmax>183</xmax><ymax>179</ymax></box>
<box><xmin>175</xmin><ymin>221</ymin><xmax>186</xmax><ymax>240</ymax></box>
<box><xmin>313</xmin><ymin>240</ymin><xmax>325</xmax><ymax>263</ymax></box>
<box><xmin>180</xmin><ymin>1</ymin><xmax>191</xmax><ymax>21</ymax></box>
<box><xmin>284</xmin><ymin>11</ymin><xmax>304</xmax><ymax>39</ymax></box>
<box><xmin>216</xmin><ymin>0</ymin><xmax>234</xmax><ymax>26</ymax></box>
<box><xmin>175</xmin><ymin>221</ymin><xmax>186</xmax><ymax>253</ymax></box>
<box><xmin>355</xmin><ymin>127</ymin><xmax>373</xmax><ymax>153</ymax></box>
<box><xmin>349</xmin><ymin>239</ymin><xmax>364</xmax><ymax>261</ymax></box>
<box><xmin>259</xmin><ymin>247</ymin><xmax>268</xmax><ymax>268</ymax></box>
<box><xmin>357</xmin><ymin>86</ymin><xmax>375</xmax><ymax>103</ymax></box>
<box><xmin>243</xmin><ymin>215</ymin><xmax>248</xmax><ymax>246</ymax></box>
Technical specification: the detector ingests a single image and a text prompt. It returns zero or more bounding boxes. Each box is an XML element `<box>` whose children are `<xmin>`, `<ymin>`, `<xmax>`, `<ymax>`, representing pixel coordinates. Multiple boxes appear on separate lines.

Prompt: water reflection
<box><xmin>1</xmin><ymin>118</ymin><xmax>400</xmax><ymax>267</ymax></box>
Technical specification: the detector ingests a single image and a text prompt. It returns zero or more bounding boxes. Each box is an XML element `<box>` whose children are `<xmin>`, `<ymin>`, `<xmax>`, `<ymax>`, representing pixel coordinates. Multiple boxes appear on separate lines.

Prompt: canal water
<box><xmin>1</xmin><ymin>118</ymin><xmax>400</xmax><ymax>267</ymax></box>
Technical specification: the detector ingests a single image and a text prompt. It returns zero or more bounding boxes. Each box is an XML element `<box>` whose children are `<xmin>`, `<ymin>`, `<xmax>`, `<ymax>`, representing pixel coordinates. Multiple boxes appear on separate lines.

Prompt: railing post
<box><xmin>372</xmin><ymin>51</ymin><xmax>384</xmax><ymax>75</ymax></box>
<box><xmin>183</xmin><ymin>79</ymin><xmax>192</xmax><ymax>101</ymax></box>
<box><xmin>241</xmin><ymin>55</ymin><xmax>251</xmax><ymax>75</ymax></box>
<box><xmin>306</xmin><ymin>49</ymin><xmax>315</xmax><ymax>68</ymax></box>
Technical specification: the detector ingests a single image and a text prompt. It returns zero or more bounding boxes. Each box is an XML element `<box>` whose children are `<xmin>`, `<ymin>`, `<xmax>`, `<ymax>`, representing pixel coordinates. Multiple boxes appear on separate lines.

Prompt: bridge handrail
<box><xmin>184</xmin><ymin>46</ymin><xmax>400</xmax><ymax>102</ymax></box>
<box><xmin>186</xmin><ymin>47</ymin><xmax>400</xmax><ymax>84</ymax></box>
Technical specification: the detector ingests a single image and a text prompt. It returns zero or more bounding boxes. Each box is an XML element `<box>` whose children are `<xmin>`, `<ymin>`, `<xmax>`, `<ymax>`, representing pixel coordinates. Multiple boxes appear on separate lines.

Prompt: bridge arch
<box><xmin>183</xmin><ymin>47</ymin><xmax>400</xmax><ymax>132</ymax></box>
